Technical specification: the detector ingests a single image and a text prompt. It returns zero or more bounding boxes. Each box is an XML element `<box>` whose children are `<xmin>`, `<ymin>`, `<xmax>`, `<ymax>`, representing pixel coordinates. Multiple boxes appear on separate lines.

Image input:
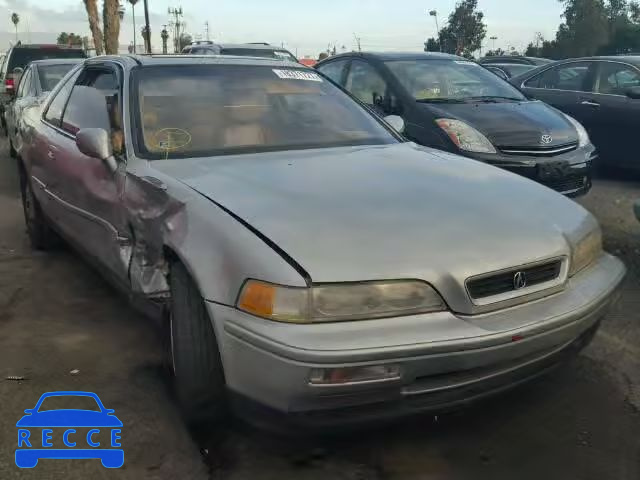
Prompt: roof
<box><xmin>576</xmin><ymin>55</ymin><xmax>640</xmax><ymax>65</ymax></box>
<box><xmin>9</xmin><ymin>43</ymin><xmax>84</xmax><ymax>51</ymax></box>
<box><xmin>318</xmin><ymin>51</ymin><xmax>464</xmax><ymax>64</ymax></box>
<box><xmin>29</xmin><ymin>58</ymin><xmax>84</xmax><ymax>66</ymax></box>
<box><xmin>102</xmin><ymin>54</ymin><xmax>303</xmax><ymax>69</ymax></box>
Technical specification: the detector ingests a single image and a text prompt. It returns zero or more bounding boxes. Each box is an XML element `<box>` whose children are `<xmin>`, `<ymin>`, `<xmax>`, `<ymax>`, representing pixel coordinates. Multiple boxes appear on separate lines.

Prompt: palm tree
<box><xmin>128</xmin><ymin>0</ymin><xmax>139</xmax><ymax>53</ymax></box>
<box><xmin>102</xmin><ymin>0</ymin><xmax>122</xmax><ymax>55</ymax></box>
<box><xmin>10</xmin><ymin>13</ymin><xmax>19</xmax><ymax>43</ymax></box>
<box><xmin>83</xmin><ymin>0</ymin><xmax>104</xmax><ymax>56</ymax></box>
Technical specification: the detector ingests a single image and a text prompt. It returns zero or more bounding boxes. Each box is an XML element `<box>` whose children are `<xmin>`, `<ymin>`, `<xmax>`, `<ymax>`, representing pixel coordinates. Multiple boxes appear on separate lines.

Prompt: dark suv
<box><xmin>0</xmin><ymin>43</ymin><xmax>86</xmax><ymax>133</ymax></box>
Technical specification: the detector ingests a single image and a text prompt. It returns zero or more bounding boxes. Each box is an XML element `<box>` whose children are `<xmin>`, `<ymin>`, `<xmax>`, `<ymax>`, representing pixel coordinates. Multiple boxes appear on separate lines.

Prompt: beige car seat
<box><xmin>223</xmin><ymin>90</ymin><xmax>269</xmax><ymax>148</ymax></box>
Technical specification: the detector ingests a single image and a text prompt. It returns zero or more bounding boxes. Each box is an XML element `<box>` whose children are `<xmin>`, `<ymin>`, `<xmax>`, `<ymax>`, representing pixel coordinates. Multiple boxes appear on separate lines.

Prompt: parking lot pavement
<box><xmin>0</xmin><ymin>140</ymin><xmax>638</xmax><ymax>480</ymax></box>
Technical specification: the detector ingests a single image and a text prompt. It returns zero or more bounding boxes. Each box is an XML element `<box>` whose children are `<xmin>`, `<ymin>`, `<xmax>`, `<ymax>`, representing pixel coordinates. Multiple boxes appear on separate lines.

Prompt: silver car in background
<box><xmin>15</xmin><ymin>55</ymin><xmax>625</xmax><ymax>430</ymax></box>
<box><xmin>6</xmin><ymin>59</ymin><xmax>81</xmax><ymax>158</ymax></box>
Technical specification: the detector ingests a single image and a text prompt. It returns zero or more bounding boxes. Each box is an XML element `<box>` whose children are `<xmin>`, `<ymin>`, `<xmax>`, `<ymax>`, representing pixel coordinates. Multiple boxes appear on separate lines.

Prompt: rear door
<box><xmin>587</xmin><ymin>60</ymin><xmax>640</xmax><ymax>167</ymax></box>
<box><xmin>519</xmin><ymin>61</ymin><xmax>598</xmax><ymax>128</ymax></box>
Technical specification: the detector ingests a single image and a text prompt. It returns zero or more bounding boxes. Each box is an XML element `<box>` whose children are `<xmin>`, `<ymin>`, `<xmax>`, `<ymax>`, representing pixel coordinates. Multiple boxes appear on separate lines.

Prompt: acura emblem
<box><xmin>541</xmin><ymin>134</ymin><xmax>553</xmax><ymax>144</ymax></box>
<box><xmin>513</xmin><ymin>271</ymin><xmax>527</xmax><ymax>290</ymax></box>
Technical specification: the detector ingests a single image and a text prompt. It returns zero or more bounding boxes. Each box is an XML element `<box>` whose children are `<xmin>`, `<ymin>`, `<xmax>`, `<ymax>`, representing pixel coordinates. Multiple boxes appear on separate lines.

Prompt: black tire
<box><xmin>9</xmin><ymin>139</ymin><xmax>16</xmax><ymax>158</ymax></box>
<box><xmin>20</xmin><ymin>172</ymin><xmax>57</xmax><ymax>250</ymax></box>
<box><xmin>169</xmin><ymin>261</ymin><xmax>228</xmax><ymax>429</ymax></box>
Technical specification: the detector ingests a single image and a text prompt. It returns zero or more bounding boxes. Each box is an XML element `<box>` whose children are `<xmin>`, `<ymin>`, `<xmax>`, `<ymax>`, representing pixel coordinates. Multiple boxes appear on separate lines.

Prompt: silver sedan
<box><xmin>15</xmin><ymin>55</ymin><xmax>625</xmax><ymax>430</ymax></box>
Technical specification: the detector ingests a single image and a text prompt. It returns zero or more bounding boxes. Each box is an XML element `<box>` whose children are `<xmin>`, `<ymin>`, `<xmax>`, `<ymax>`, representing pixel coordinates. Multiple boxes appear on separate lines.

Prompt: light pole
<box><xmin>143</xmin><ymin>0</ymin><xmax>151</xmax><ymax>53</ymax></box>
<box><xmin>429</xmin><ymin>10</ymin><xmax>441</xmax><ymax>52</ymax></box>
<box><xmin>490</xmin><ymin>36</ymin><xmax>498</xmax><ymax>52</ymax></box>
<box><xmin>161</xmin><ymin>25</ymin><xmax>169</xmax><ymax>54</ymax></box>
<box><xmin>128</xmin><ymin>0</ymin><xmax>139</xmax><ymax>53</ymax></box>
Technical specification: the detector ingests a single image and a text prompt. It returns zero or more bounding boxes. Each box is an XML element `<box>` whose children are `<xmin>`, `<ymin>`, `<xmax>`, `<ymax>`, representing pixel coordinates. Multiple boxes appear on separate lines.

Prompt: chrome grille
<box><xmin>467</xmin><ymin>260</ymin><xmax>563</xmax><ymax>300</ymax></box>
<box><xmin>499</xmin><ymin>142</ymin><xmax>578</xmax><ymax>156</ymax></box>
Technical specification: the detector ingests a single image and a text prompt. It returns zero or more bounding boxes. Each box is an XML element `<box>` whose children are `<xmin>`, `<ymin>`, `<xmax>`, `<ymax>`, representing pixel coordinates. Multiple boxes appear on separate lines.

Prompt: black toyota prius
<box><xmin>316</xmin><ymin>52</ymin><xmax>596</xmax><ymax>197</ymax></box>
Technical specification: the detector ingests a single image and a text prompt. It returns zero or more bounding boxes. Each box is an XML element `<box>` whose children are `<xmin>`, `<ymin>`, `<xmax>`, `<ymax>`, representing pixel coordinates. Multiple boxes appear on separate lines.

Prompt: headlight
<box><xmin>435</xmin><ymin>118</ymin><xmax>497</xmax><ymax>154</ymax></box>
<box><xmin>570</xmin><ymin>228</ymin><xmax>602</xmax><ymax>276</ymax></box>
<box><xmin>237</xmin><ymin>280</ymin><xmax>446</xmax><ymax>323</ymax></box>
<box><xmin>563</xmin><ymin>113</ymin><xmax>590</xmax><ymax>147</ymax></box>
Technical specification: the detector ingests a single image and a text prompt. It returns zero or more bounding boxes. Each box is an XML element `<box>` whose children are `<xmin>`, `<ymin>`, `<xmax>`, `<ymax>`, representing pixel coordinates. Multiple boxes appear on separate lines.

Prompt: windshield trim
<box><xmin>384</xmin><ymin>58</ymin><xmax>527</xmax><ymax>103</ymax></box>
<box><xmin>129</xmin><ymin>64</ymin><xmax>403</xmax><ymax>161</ymax></box>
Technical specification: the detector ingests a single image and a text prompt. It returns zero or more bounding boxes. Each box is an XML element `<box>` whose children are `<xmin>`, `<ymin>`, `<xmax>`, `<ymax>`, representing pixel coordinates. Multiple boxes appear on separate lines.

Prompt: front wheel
<box><xmin>168</xmin><ymin>261</ymin><xmax>228</xmax><ymax>430</ymax></box>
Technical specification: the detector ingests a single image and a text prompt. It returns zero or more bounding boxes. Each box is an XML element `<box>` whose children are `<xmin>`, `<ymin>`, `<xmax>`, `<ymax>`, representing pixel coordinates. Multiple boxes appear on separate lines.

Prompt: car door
<box><xmin>586</xmin><ymin>60</ymin><xmax>640</xmax><ymax>168</ymax></box>
<box><xmin>520</xmin><ymin>61</ymin><xmax>598</xmax><ymax>129</ymax></box>
<box><xmin>40</xmin><ymin>63</ymin><xmax>130</xmax><ymax>284</ymax></box>
<box><xmin>315</xmin><ymin>58</ymin><xmax>350</xmax><ymax>86</ymax></box>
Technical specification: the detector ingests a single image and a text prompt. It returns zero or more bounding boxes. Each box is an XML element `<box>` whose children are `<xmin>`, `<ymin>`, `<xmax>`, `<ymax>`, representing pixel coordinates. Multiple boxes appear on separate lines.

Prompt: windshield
<box><xmin>500</xmin><ymin>64</ymin><xmax>537</xmax><ymax>76</ymax></box>
<box><xmin>38</xmin><ymin>64</ymin><xmax>78</xmax><ymax>92</ymax></box>
<box><xmin>220</xmin><ymin>48</ymin><xmax>297</xmax><ymax>62</ymax></box>
<box><xmin>8</xmin><ymin>47</ymin><xmax>86</xmax><ymax>71</ymax></box>
<box><xmin>133</xmin><ymin>65</ymin><xmax>397</xmax><ymax>160</ymax></box>
<box><xmin>386</xmin><ymin>59</ymin><xmax>526</xmax><ymax>102</ymax></box>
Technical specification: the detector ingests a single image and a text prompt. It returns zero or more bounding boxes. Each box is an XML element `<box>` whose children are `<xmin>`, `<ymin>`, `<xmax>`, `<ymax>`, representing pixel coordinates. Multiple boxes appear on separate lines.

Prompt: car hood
<box><xmin>424</xmin><ymin>100</ymin><xmax>578</xmax><ymax>149</ymax></box>
<box><xmin>152</xmin><ymin>143</ymin><xmax>595</xmax><ymax>314</ymax></box>
<box><xmin>16</xmin><ymin>410</ymin><xmax>123</xmax><ymax>427</ymax></box>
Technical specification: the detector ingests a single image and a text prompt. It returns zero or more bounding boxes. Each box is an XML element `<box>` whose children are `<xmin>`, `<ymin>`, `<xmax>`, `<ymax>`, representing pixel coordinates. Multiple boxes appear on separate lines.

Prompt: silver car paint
<box><xmin>15</xmin><ymin>55</ymin><xmax>625</xmax><ymax>420</ymax></box>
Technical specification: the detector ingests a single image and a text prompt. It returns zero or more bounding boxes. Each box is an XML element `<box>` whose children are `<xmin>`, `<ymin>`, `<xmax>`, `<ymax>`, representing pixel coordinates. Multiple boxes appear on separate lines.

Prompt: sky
<box><xmin>1</xmin><ymin>0</ymin><xmax>566</xmax><ymax>57</ymax></box>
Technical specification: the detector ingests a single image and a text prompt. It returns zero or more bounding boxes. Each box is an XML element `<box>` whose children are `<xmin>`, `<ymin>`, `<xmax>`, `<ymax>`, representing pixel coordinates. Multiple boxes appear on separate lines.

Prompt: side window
<box><xmin>525</xmin><ymin>62</ymin><xmax>594</xmax><ymax>92</ymax></box>
<box><xmin>317</xmin><ymin>59</ymin><xmax>349</xmax><ymax>85</ymax></box>
<box><xmin>61</xmin><ymin>69</ymin><xmax>118</xmax><ymax>136</ymax></box>
<box><xmin>597</xmin><ymin>62</ymin><xmax>640</xmax><ymax>95</ymax></box>
<box><xmin>17</xmin><ymin>69</ymin><xmax>32</xmax><ymax>98</ymax></box>
<box><xmin>44</xmin><ymin>70</ymin><xmax>80</xmax><ymax>127</ymax></box>
<box><xmin>345</xmin><ymin>60</ymin><xmax>389</xmax><ymax>107</ymax></box>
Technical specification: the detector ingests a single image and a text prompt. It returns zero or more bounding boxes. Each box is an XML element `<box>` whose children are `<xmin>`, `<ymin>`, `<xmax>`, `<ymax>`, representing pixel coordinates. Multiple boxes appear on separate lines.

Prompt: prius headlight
<box><xmin>570</xmin><ymin>227</ymin><xmax>602</xmax><ymax>276</ymax></box>
<box><xmin>237</xmin><ymin>280</ymin><xmax>446</xmax><ymax>323</ymax></box>
<box><xmin>563</xmin><ymin>113</ymin><xmax>590</xmax><ymax>148</ymax></box>
<box><xmin>435</xmin><ymin>118</ymin><xmax>497</xmax><ymax>154</ymax></box>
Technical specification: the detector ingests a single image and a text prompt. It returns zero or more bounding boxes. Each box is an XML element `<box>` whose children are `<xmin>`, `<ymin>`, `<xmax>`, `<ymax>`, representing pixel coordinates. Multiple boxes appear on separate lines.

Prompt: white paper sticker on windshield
<box><xmin>454</xmin><ymin>60</ymin><xmax>478</xmax><ymax>66</ymax></box>
<box><xmin>273</xmin><ymin>69</ymin><xmax>323</xmax><ymax>82</ymax></box>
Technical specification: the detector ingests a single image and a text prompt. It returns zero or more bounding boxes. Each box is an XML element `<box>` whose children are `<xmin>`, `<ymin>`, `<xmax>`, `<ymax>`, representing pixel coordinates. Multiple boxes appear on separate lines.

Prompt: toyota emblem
<box><xmin>541</xmin><ymin>134</ymin><xmax>553</xmax><ymax>144</ymax></box>
<box><xmin>513</xmin><ymin>271</ymin><xmax>528</xmax><ymax>290</ymax></box>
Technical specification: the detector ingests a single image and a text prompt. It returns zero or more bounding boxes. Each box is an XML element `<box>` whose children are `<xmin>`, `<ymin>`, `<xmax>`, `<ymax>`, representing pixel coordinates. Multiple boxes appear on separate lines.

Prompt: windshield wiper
<box><xmin>466</xmin><ymin>96</ymin><xmax>524</xmax><ymax>103</ymax></box>
<box><xmin>415</xmin><ymin>98</ymin><xmax>466</xmax><ymax>104</ymax></box>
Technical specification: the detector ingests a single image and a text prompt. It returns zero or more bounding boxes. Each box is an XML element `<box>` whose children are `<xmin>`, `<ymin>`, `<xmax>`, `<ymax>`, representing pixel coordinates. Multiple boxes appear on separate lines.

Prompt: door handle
<box><xmin>581</xmin><ymin>100</ymin><xmax>600</xmax><ymax>107</ymax></box>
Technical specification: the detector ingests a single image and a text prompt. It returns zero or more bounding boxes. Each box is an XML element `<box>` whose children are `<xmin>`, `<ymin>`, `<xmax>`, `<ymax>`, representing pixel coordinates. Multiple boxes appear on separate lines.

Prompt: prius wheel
<box><xmin>20</xmin><ymin>174</ymin><xmax>56</xmax><ymax>250</ymax></box>
<box><xmin>168</xmin><ymin>261</ymin><xmax>228</xmax><ymax>430</ymax></box>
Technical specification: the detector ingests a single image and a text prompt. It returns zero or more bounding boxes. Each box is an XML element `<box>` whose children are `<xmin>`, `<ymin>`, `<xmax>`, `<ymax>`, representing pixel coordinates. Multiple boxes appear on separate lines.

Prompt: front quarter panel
<box><xmin>122</xmin><ymin>161</ymin><xmax>308</xmax><ymax>306</ymax></box>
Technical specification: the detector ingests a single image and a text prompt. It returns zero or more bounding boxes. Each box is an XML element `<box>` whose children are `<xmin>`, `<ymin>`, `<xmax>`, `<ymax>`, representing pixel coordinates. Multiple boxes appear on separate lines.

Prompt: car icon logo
<box><xmin>513</xmin><ymin>271</ymin><xmax>528</xmax><ymax>290</ymax></box>
<box><xmin>541</xmin><ymin>134</ymin><xmax>553</xmax><ymax>144</ymax></box>
<box><xmin>15</xmin><ymin>391</ymin><xmax>124</xmax><ymax>469</ymax></box>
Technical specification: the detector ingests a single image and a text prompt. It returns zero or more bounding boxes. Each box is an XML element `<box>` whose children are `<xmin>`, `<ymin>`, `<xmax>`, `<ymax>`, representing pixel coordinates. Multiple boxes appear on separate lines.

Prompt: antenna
<box><xmin>353</xmin><ymin>33</ymin><xmax>361</xmax><ymax>52</ymax></box>
<box><xmin>204</xmin><ymin>21</ymin><xmax>210</xmax><ymax>41</ymax></box>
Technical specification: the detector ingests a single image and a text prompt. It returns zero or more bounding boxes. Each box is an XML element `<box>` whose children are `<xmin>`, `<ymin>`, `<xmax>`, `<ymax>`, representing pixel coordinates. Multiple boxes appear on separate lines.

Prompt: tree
<box><xmin>557</xmin><ymin>0</ymin><xmax>609</xmax><ymax>57</ymax></box>
<box><xmin>438</xmin><ymin>0</ymin><xmax>487</xmax><ymax>56</ymax></box>
<box><xmin>11</xmin><ymin>12</ymin><xmax>19</xmax><ymax>42</ymax></box>
<box><xmin>102</xmin><ymin>0</ymin><xmax>122</xmax><ymax>55</ymax></box>
<box><xmin>83</xmin><ymin>0</ymin><xmax>104</xmax><ymax>56</ymax></box>
<box><xmin>424</xmin><ymin>37</ymin><xmax>439</xmax><ymax>52</ymax></box>
<box><xmin>178</xmin><ymin>33</ymin><xmax>193</xmax><ymax>51</ymax></box>
<box><xmin>57</xmin><ymin>32</ymin><xmax>83</xmax><ymax>47</ymax></box>
<box><xmin>318</xmin><ymin>52</ymin><xmax>329</xmax><ymax>61</ymax></box>
<box><xmin>485</xmin><ymin>48</ymin><xmax>506</xmax><ymax>57</ymax></box>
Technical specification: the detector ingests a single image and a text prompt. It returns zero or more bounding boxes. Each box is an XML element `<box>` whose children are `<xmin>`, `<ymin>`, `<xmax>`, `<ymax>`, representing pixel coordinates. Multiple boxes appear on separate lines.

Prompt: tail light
<box><xmin>5</xmin><ymin>77</ymin><xmax>14</xmax><ymax>90</ymax></box>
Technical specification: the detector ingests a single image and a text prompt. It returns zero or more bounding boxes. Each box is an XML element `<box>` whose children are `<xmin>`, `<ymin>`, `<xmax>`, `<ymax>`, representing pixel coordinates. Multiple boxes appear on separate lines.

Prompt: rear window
<box><xmin>8</xmin><ymin>47</ymin><xmax>86</xmax><ymax>72</ymax></box>
<box><xmin>38</xmin><ymin>63</ymin><xmax>78</xmax><ymax>92</ymax></box>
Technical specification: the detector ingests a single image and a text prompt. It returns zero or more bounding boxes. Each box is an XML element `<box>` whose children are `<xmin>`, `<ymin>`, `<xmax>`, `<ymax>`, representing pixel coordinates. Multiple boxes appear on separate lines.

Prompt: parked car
<box><xmin>479</xmin><ymin>56</ymin><xmax>553</xmax><ymax>66</ymax></box>
<box><xmin>0</xmin><ymin>43</ymin><xmax>86</xmax><ymax>135</ymax></box>
<box><xmin>181</xmin><ymin>41</ymin><xmax>297</xmax><ymax>62</ymax></box>
<box><xmin>16</xmin><ymin>54</ymin><xmax>624</xmax><ymax>430</ymax></box>
<box><xmin>316</xmin><ymin>52</ymin><xmax>597</xmax><ymax>197</ymax></box>
<box><xmin>484</xmin><ymin>63</ymin><xmax>537</xmax><ymax>80</ymax></box>
<box><xmin>6</xmin><ymin>59</ymin><xmax>82</xmax><ymax>158</ymax></box>
<box><xmin>511</xmin><ymin>56</ymin><xmax>640</xmax><ymax>171</ymax></box>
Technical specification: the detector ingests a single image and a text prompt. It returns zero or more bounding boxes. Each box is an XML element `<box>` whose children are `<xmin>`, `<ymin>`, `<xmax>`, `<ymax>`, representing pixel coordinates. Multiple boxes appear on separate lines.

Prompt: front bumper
<box><xmin>208</xmin><ymin>254</ymin><xmax>624</xmax><ymax>429</ymax></box>
<box><xmin>471</xmin><ymin>145</ymin><xmax>596</xmax><ymax>197</ymax></box>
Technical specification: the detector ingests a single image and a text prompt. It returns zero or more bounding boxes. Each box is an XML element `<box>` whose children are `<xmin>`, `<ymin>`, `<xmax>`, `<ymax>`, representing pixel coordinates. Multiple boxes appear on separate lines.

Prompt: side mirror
<box><xmin>76</xmin><ymin>128</ymin><xmax>117</xmax><ymax>172</ymax></box>
<box><xmin>626</xmin><ymin>86</ymin><xmax>640</xmax><ymax>100</ymax></box>
<box><xmin>384</xmin><ymin>115</ymin><xmax>405</xmax><ymax>133</ymax></box>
